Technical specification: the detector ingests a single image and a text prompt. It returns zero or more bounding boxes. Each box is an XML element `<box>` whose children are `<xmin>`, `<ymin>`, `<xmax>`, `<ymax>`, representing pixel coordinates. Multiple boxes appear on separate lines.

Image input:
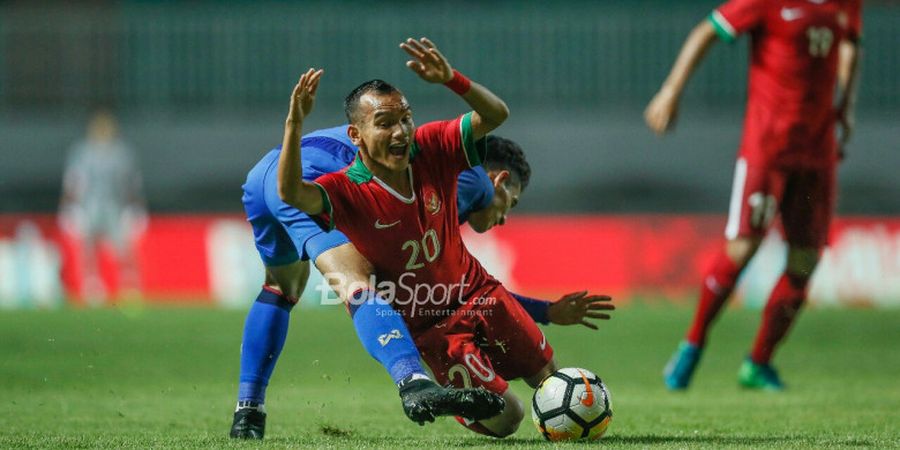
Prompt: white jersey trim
<box><xmin>372</xmin><ymin>167</ymin><xmax>416</xmax><ymax>204</ymax></box>
<box><xmin>711</xmin><ymin>10</ymin><xmax>737</xmax><ymax>39</ymax></box>
<box><xmin>725</xmin><ymin>158</ymin><xmax>747</xmax><ymax>240</ymax></box>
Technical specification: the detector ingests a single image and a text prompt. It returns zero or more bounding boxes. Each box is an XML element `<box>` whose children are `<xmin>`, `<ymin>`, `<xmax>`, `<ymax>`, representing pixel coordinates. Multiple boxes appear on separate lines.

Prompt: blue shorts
<box><xmin>242</xmin><ymin>145</ymin><xmax>354</xmax><ymax>266</ymax></box>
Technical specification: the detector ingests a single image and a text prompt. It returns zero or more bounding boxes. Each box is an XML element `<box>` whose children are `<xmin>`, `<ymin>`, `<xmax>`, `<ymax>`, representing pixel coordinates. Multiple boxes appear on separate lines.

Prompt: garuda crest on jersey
<box><xmin>425</xmin><ymin>190</ymin><xmax>441</xmax><ymax>215</ymax></box>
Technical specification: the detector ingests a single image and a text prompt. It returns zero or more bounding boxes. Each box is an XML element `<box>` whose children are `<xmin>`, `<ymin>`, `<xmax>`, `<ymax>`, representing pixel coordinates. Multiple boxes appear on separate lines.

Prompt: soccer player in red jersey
<box><xmin>277</xmin><ymin>38</ymin><xmax>610</xmax><ymax>436</ymax></box>
<box><xmin>645</xmin><ymin>0</ymin><xmax>862</xmax><ymax>390</ymax></box>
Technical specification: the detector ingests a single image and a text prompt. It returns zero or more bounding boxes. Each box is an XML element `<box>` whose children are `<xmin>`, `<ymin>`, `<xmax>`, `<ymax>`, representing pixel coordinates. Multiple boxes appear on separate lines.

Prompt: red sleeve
<box><xmin>845</xmin><ymin>0</ymin><xmax>862</xmax><ymax>41</ymax></box>
<box><xmin>709</xmin><ymin>0</ymin><xmax>767</xmax><ymax>42</ymax></box>
<box><xmin>412</xmin><ymin>112</ymin><xmax>482</xmax><ymax>174</ymax></box>
<box><xmin>310</xmin><ymin>174</ymin><xmax>341</xmax><ymax>232</ymax></box>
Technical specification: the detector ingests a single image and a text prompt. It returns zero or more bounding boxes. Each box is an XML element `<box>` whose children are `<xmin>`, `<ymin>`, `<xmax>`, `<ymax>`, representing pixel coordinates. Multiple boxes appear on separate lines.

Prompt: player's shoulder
<box><xmin>460</xmin><ymin>165</ymin><xmax>492</xmax><ymax>186</ymax></box>
<box><xmin>303</xmin><ymin>124</ymin><xmax>352</xmax><ymax>145</ymax></box>
<box><xmin>301</xmin><ymin>124</ymin><xmax>357</xmax><ymax>156</ymax></box>
<box><xmin>411</xmin><ymin>112</ymin><xmax>476</xmax><ymax>160</ymax></box>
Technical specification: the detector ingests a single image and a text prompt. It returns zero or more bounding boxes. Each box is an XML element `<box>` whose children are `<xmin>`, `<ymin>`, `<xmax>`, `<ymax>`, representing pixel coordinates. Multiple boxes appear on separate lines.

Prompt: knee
<box><xmin>490</xmin><ymin>395</ymin><xmax>524</xmax><ymax>438</ymax></box>
<box><xmin>725</xmin><ymin>238</ymin><xmax>761</xmax><ymax>267</ymax></box>
<box><xmin>786</xmin><ymin>247</ymin><xmax>821</xmax><ymax>278</ymax></box>
<box><xmin>264</xmin><ymin>261</ymin><xmax>310</xmax><ymax>299</ymax></box>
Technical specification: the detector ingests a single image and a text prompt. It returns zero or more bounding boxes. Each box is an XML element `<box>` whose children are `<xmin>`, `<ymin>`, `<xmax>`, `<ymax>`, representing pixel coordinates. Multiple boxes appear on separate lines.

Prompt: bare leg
<box><xmin>476</xmin><ymin>359</ymin><xmax>557</xmax><ymax>437</ymax></box>
<box><xmin>524</xmin><ymin>359</ymin><xmax>558</xmax><ymax>388</ymax></box>
<box><xmin>264</xmin><ymin>260</ymin><xmax>310</xmax><ymax>300</ymax></box>
<box><xmin>313</xmin><ymin>243</ymin><xmax>375</xmax><ymax>301</ymax></box>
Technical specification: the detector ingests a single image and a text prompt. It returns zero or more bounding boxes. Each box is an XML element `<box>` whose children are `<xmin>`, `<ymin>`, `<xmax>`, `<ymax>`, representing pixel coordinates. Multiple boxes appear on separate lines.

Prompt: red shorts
<box><xmin>414</xmin><ymin>284</ymin><xmax>553</xmax><ymax>395</ymax></box>
<box><xmin>724</xmin><ymin>157</ymin><xmax>836</xmax><ymax>248</ymax></box>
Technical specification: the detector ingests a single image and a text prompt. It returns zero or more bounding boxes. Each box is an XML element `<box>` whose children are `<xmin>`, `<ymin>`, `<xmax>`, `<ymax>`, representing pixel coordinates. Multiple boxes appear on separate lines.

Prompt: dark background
<box><xmin>1</xmin><ymin>0</ymin><xmax>897</xmax><ymax>214</ymax></box>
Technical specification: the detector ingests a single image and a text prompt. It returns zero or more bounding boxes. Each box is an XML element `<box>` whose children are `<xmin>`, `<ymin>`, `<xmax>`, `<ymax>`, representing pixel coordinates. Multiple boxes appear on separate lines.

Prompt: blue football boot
<box><xmin>663</xmin><ymin>341</ymin><xmax>703</xmax><ymax>390</ymax></box>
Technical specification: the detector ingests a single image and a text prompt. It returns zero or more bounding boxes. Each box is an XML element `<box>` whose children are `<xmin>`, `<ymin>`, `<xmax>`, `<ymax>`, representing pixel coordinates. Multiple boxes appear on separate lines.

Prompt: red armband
<box><xmin>443</xmin><ymin>70</ymin><xmax>471</xmax><ymax>96</ymax></box>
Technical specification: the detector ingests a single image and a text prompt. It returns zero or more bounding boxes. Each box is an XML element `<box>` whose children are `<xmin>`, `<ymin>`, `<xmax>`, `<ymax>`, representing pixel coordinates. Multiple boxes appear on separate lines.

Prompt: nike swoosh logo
<box><xmin>374</xmin><ymin>219</ymin><xmax>401</xmax><ymax>229</ymax></box>
<box><xmin>539</xmin><ymin>332</ymin><xmax>546</xmax><ymax>350</ymax></box>
<box><xmin>781</xmin><ymin>7</ymin><xmax>802</xmax><ymax>21</ymax></box>
<box><xmin>577</xmin><ymin>370</ymin><xmax>595</xmax><ymax>407</ymax></box>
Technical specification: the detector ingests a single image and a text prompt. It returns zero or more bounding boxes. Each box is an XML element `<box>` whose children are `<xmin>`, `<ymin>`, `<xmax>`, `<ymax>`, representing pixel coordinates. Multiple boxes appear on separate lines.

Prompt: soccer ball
<box><xmin>531</xmin><ymin>367</ymin><xmax>612</xmax><ymax>441</ymax></box>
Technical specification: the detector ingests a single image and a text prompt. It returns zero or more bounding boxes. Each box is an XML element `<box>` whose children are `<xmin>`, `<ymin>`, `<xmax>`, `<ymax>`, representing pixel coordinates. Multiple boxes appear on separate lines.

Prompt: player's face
<box><xmin>349</xmin><ymin>91</ymin><xmax>415</xmax><ymax>175</ymax></box>
<box><xmin>468</xmin><ymin>170</ymin><xmax>521</xmax><ymax>233</ymax></box>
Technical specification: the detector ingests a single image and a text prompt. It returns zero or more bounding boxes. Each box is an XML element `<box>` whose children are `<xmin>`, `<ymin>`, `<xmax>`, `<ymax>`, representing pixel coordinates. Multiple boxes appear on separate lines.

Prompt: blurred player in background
<box><xmin>645</xmin><ymin>0</ymin><xmax>862</xmax><ymax>390</ymax></box>
<box><xmin>59</xmin><ymin>110</ymin><xmax>146</xmax><ymax>304</ymax></box>
<box><xmin>275</xmin><ymin>39</ymin><xmax>612</xmax><ymax>438</ymax></box>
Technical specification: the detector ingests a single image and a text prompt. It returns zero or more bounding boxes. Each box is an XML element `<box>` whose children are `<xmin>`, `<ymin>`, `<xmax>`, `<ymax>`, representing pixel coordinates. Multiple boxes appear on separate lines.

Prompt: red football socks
<box><xmin>750</xmin><ymin>272</ymin><xmax>810</xmax><ymax>364</ymax></box>
<box><xmin>685</xmin><ymin>250</ymin><xmax>742</xmax><ymax>346</ymax></box>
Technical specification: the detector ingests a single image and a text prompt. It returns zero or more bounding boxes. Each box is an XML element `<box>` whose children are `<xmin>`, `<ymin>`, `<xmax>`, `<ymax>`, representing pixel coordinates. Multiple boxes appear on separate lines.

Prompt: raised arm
<box><xmin>512</xmin><ymin>291</ymin><xmax>615</xmax><ymax>330</ymax></box>
<box><xmin>277</xmin><ymin>68</ymin><xmax>326</xmax><ymax>214</ymax></box>
<box><xmin>835</xmin><ymin>39</ymin><xmax>861</xmax><ymax>148</ymax></box>
<box><xmin>400</xmin><ymin>37</ymin><xmax>509</xmax><ymax>140</ymax></box>
<box><xmin>644</xmin><ymin>20</ymin><xmax>719</xmax><ymax>135</ymax></box>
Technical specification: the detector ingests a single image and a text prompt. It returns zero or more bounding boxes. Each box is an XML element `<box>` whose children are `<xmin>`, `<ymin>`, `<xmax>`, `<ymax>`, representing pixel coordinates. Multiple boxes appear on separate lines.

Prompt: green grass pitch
<box><xmin>1</xmin><ymin>302</ymin><xmax>898</xmax><ymax>449</ymax></box>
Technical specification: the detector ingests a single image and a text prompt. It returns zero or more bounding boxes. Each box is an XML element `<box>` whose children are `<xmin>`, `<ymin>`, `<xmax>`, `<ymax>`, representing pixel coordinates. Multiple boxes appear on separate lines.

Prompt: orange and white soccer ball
<box><xmin>531</xmin><ymin>367</ymin><xmax>612</xmax><ymax>441</ymax></box>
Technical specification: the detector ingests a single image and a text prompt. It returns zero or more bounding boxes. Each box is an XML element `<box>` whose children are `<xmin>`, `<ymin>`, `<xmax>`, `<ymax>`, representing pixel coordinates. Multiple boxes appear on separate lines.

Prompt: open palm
<box><xmin>547</xmin><ymin>291</ymin><xmax>615</xmax><ymax>330</ymax></box>
<box><xmin>400</xmin><ymin>37</ymin><xmax>453</xmax><ymax>84</ymax></box>
<box><xmin>288</xmin><ymin>68</ymin><xmax>323</xmax><ymax>122</ymax></box>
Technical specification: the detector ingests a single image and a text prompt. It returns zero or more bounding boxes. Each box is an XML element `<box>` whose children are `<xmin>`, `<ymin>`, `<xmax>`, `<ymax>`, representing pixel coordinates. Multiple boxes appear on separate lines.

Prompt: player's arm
<box><xmin>644</xmin><ymin>19</ymin><xmax>719</xmax><ymax>135</ymax></box>
<box><xmin>277</xmin><ymin>68</ymin><xmax>326</xmax><ymax>215</ymax></box>
<box><xmin>836</xmin><ymin>39</ymin><xmax>861</xmax><ymax>148</ymax></box>
<box><xmin>401</xmin><ymin>37</ymin><xmax>509</xmax><ymax>140</ymax></box>
<box><xmin>512</xmin><ymin>291</ymin><xmax>615</xmax><ymax>330</ymax></box>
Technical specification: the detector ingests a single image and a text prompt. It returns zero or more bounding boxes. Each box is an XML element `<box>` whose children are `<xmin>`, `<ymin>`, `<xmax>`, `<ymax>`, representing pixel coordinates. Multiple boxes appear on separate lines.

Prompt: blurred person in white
<box><xmin>59</xmin><ymin>109</ymin><xmax>146</xmax><ymax>304</ymax></box>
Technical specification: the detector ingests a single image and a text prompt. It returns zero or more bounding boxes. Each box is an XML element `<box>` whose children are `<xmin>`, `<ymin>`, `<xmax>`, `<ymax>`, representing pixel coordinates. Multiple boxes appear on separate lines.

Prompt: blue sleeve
<box><xmin>511</xmin><ymin>292</ymin><xmax>551</xmax><ymax>325</ymax></box>
<box><xmin>456</xmin><ymin>166</ymin><xmax>495</xmax><ymax>224</ymax></box>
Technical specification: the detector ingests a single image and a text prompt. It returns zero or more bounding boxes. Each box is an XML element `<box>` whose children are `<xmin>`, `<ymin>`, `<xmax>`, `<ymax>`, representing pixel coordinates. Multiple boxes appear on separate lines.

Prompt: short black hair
<box><xmin>344</xmin><ymin>79</ymin><xmax>401</xmax><ymax>124</ymax></box>
<box><xmin>483</xmin><ymin>135</ymin><xmax>531</xmax><ymax>190</ymax></box>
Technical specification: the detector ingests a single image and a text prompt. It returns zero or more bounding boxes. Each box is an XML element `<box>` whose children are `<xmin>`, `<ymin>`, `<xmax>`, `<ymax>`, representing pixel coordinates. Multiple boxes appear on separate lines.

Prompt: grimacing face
<box><xmin>467</xmin><ymin>170</ymin><xmax>521</xmax><ymax>233</ymax></box>
<box><xmin>347</xmin><ymin>91</ymin><xmax>415</xmax><ymax>175</ymax></box>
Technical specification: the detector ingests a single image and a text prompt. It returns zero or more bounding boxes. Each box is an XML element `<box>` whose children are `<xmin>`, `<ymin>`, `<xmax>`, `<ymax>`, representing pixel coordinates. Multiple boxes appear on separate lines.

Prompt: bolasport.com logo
<box><xmin>314</xmin><ymin>271</ymin><xmax>496</xmax><ymax>318</ymax></box>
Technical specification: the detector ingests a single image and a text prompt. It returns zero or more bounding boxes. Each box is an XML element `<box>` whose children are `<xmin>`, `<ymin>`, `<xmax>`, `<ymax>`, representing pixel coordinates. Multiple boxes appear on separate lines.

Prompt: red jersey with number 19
<box><xmin>709</xmin><ymin>0</ymin><xmax>862</xmax><ymax>168</ymax></box>
<box><xmin>312</xmin><ymin>112</ymin><xmax>499</xmax><ymax>334</ymax></box>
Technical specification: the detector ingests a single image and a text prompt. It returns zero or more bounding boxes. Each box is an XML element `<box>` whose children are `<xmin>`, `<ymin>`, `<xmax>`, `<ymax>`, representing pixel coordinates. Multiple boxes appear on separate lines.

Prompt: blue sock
<box><xmin>348</xmin><ymin>289</ymin><xmax>428</xmax><ymax>385</ymax></box>
<box><xmin>237</xmin><ymin>288</ymin><xmax>295</xmax><ymax>404</ymax></box>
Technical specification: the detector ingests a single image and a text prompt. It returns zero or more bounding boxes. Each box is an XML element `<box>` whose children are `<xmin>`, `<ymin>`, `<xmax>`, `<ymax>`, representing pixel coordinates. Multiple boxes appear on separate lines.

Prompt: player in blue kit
<box><xmin>231</xmin><ymin>39</ymin><xmax>613</xmax><ymax>439</ymax></box>
<box><xmin>232</xmin><ymin>128</ymin><xmax>612</xmax><ymax>439</ymax></box>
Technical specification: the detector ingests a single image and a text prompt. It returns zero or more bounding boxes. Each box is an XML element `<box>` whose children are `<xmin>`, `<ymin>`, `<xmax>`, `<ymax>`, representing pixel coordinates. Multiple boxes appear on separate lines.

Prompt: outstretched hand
<box><xmin>400</xmin><ymin>37</ymin><xmax>453</xmax><ymax>84</ymax></box>
<box><xmin>287</xmin><ymin>68</ymin><xmax>324</xmax><ymax>123</ymax></box>
<box><xmin>547</xmin><ymin>291</ymin><xmax>615</xmax><ymax>330</ymax></box>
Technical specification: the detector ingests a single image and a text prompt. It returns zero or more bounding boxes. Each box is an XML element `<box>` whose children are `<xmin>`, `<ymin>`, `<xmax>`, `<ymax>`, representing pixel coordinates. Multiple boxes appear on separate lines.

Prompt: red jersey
<box><xmin>709</xmin><ymin>0</ymin><xmax>862</xmax><ymax>168</ymax></box>
<box><xmin>312</xmin><ymin>112</ymin><xmax>499</xmax><ymax>333</ymax></box>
